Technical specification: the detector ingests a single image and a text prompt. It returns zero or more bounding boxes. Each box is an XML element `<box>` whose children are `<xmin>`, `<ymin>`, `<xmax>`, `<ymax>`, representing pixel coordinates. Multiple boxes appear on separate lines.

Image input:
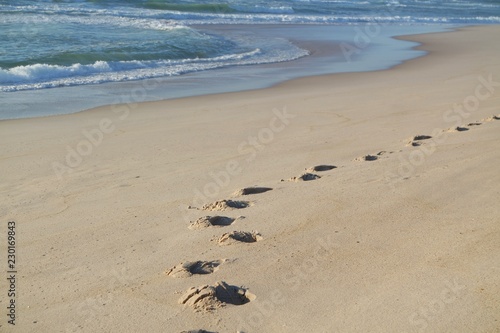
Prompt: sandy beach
<box><xmin>1</xmin><ymin>25</ymin><xmax>499</xmax><ymax>332</ymax></box>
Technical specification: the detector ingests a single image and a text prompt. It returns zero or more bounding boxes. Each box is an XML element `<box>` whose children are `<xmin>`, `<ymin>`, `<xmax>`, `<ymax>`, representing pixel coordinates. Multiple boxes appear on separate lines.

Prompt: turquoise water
<box><xmin>1</xmin><ymin>0</ymin><xmax>499</xmax><ymax>118</ymax></box>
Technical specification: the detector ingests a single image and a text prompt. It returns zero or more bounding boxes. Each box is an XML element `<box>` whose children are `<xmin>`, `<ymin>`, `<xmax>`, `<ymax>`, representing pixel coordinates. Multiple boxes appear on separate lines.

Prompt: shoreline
<box><xmin>0</xmin><ymin>24</ymin><xmax>452</xmax><ymax>121</ymax></box>
<box><xmin>1</xmin><ymin>25</ymin><xmax>499</xmax><ymax>332</ymax></box>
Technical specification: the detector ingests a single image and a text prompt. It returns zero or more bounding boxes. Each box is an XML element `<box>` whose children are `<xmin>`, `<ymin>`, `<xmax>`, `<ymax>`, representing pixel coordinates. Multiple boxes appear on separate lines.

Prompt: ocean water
<box><xmin>1</xmin><ymin>0</ymin><xmax>500</xmax><ymax>119</ymax></box>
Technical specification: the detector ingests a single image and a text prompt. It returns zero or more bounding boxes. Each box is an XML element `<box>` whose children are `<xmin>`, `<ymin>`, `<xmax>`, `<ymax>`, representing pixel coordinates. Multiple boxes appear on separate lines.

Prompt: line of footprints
<box><xmin>169</xmin><ymin>114</ymin><xmax>499</xmax><ymax>333</ymax></box>
<box><xmin>354</xmin><ymin>115</ymin><xmax>499</xmax><ymax>162</ymax></box>
<box><xmin>169</xmin><ymin>165</ymin><xmax>336</xmax><ymax>314</ymax></box>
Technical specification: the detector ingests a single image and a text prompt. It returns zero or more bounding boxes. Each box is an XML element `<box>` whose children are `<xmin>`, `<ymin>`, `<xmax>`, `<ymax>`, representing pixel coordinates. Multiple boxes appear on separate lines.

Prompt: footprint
<box><xmin>407</xmin><ymin>135</ymin><xmax>433</xmax><ymax>146</ymax></box>
<box><xmin>189</xmin><ymin>216</ymin><xmax>236</xmax><ymax>230</ymax></box>
<box><xmin>166</xmin><ymin>260</ymin><xmax>225</xmax><ymax>278</ymax></box>
<box><xmin>178</xmin><ymin>281</ymin><xmax>256</xmax><ymax>312</ymax></box>
<box><xmin>288</xmin><ymin>173</ymin><xmax>321</xmax><ymax>181</ymax></box>
<box><xmin>413</xmin><ymin>135</ymin><xmax>433</xmax><ymax>140</ymax></box>
<box><xmin>467</xmin><ymin>122</ymin><xmax>482</xmax><ymax>126</ymax></box>
<box><xmin>233</xmin><ymin>187</ymin><xmax>272</xmax><ymax>196</ymax></box>
<box><xmin>356</xmin><ymin>155</ymin><xmax>378</xmax><ymax>161</ymax></box>
<box><xmin>448</xmin><ymin>126</ymin><xmax>469</xmax><ymax>132</ymax></box>
<box><xmin>180</xmin><ymin>330</ymin><xmax>217</xmax><ymax>333</ymax></box>
<box><xmin>202</xmin><ymin>200</ymin><xmax>249</xmax><ymax>211</ymax></box>
<box><xmin>307</xmin><ymin>165</ymin><xmax>337</xmax><ymax>172</ymax></box>
<box><xmin>216</xmin><ymin>231</ymin><xmax>263</xmax><ymax>245</ymax></box>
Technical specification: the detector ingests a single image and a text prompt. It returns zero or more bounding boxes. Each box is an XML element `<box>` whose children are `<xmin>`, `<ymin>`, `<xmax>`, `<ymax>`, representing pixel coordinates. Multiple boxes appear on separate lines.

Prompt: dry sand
<box><xmin>1</xmin><ymin>25</ymin><xmax>499</xmax><ymax>332</ymax></box>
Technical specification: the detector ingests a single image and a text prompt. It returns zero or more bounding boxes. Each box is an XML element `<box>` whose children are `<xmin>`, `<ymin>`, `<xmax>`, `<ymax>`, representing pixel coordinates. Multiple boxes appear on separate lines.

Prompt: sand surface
<box><xmin>1</xmin><ymin>25</ymin><xmax>499</xmax><ymax>332</ymax></box>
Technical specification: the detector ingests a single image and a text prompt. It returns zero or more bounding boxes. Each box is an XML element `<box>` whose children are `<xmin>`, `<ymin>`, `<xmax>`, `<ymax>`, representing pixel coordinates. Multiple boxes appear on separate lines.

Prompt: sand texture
<box><xmin>0</xmin><ymin>26</ymin><xmax>499</xmax><ymax>332</ymax></box>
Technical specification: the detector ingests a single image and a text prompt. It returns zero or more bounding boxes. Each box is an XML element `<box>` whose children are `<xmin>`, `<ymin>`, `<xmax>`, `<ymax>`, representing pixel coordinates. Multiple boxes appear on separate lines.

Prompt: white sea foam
<box><xmin>0</xmin><ymin>12</ymin><xmax>189</xmax><ymax>31</ymax></box>
<box><xmin>0</xmin><ymin>47</ymin><xmax>309</xmax><ymax>92</ymax></box>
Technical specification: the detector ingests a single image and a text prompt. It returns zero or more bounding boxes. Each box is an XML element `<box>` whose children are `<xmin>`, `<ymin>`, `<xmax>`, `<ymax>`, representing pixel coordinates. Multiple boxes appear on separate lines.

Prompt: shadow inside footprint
<box><xmin>413</xmin><ymin>135</ymin><xmax>433</xmax><ymax>140</ymax></box>
<box><xmin>217</xmin><ymin>231</ymin><xmax>262</xmax><ymax>245</ymax></box>
<box><xmin>189</xmin><ymin>216</ymin><xmax>235</xmax><ymax>229</ymax></box>
<box><xmin>357</xmin><ymin>155</ymin><xmax>378</xmax><ymax>161</ymax></box>
<box><xmin>189</xmin><ymin>261</ymin><xmax>221</xmax><ymax>275</ymax></box>
<box><xmin>202</xmin><ymin>200</ymin><xmax>249</xmax><ymax>211</ymax></box>
<box><xmin>468</xmin><ymin>122</ymin><xmax>482</xmax><ymax>126</ymax></box>
<box><xmin>181</xmin><ymin>330</ymin><xmax>217</xmax><ymax>333</ymax></box>
<box><xmin>215</xmin><ymin>281</ymin><xmax>255</xmax><ymax>305</ymax></box>
<box><xmin>166</xmin><ymin>260</ymin><xmax>223</xmax><ymax>278</ymax></box>
<box><xmin>207</xmin><ymin>216</ymin><xmax>234</xmax><ymax>226</ymax></box>
<box><xmin>289</xmin><ymin>173</ymin><xmax>321</xmax><ymax>181</ymax></box>
<box><xmin>448</xmin><ymin>126</ymin><xmax>469</xmax><ymax>132</ymax></box>
<box><xmin>235</xmin><ymin>187</ymin><xmax>273</xmax><ymax>196</ymax></box>
<box><xmin>309</xmin><ymin>165</ymin><xmax>337</xmax><ymax>172</ymax></box>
